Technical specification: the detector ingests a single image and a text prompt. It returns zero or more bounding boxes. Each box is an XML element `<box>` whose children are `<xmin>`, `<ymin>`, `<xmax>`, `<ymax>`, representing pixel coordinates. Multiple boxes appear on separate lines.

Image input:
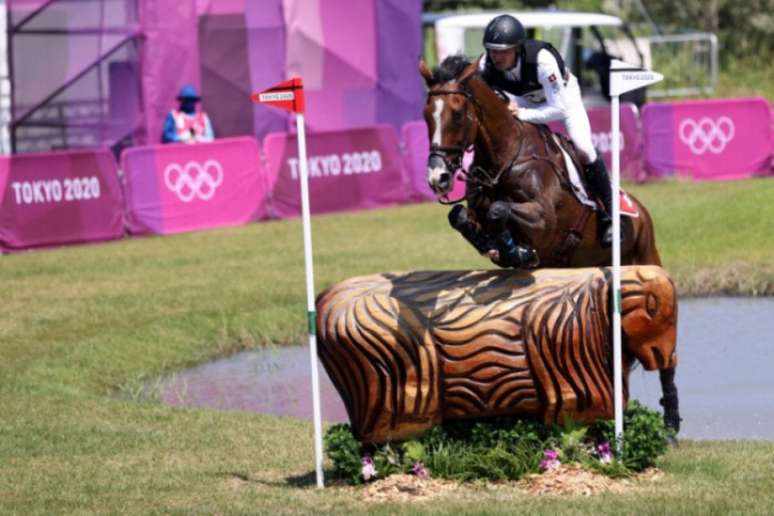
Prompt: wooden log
<box><xmin>316</xmin><ymin>266</ymin><xmax>677</xmax><ymax>444</ymax></box>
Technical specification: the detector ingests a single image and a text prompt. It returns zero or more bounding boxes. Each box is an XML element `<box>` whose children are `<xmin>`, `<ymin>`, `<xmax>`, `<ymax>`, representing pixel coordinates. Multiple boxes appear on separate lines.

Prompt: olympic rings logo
<box><xmin>678</xmin><ymin>116</ymin><xmax>735</xmax><ymax>155</ymax></box>
<box><xmin>163</xmin><ymin>159</ymin><xmax>224</xmax><ymax>202</ymax></box>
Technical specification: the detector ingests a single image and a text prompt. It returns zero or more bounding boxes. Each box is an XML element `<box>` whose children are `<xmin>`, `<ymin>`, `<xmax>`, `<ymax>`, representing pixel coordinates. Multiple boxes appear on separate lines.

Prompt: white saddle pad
<box><xmin>552</xmin><ymin>134</ymin><xmax>597</xmax><ymax>210</ymax></box>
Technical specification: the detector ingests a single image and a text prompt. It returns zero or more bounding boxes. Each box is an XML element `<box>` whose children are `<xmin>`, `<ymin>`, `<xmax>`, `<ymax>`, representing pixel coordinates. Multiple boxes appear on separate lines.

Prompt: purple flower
<box><xmin>539</xmin><ymin>449</ymin><xmax>561</xmax><ymax>471</ymax></box>
<box><xmin>361</xmin><ymin>455</ymin><xmax>377</xmax><ymax>481</ymax></box>
<box><xmin>597</xmin><ymin>441</ymin><xmax>612</xmax><ymax>464</ymax></box>
<box><xmin>412</xmin><ymin>461</ymin><xmax>429</xmax><ymax>479</ymax></box>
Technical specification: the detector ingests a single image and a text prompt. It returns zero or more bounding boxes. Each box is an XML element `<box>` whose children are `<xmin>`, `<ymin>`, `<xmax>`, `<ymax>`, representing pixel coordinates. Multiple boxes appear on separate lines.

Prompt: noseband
<box><xmin>427</xmin><ymin>87</ymin><xmax>478</xmax><ymax>172</ymax></box>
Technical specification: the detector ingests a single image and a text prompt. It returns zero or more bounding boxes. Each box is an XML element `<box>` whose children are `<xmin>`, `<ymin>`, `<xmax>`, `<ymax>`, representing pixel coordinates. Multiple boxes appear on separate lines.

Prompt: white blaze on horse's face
<box><xmin>428</xmin><ymin>98</ymin><xmax>453</xmax><ymax>195</ymax></box>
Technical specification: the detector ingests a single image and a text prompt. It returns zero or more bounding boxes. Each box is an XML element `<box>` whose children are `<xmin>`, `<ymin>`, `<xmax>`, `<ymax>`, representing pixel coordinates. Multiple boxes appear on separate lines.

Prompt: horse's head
<box><xmin>621</xmin><ymin>266</ymin><xmax>678</xmax><ymax>371</ymax></box>
<box><xmin>420</xmin><ymin>56</ymin><xmax>480</xmax><ymax>196</ymax></box>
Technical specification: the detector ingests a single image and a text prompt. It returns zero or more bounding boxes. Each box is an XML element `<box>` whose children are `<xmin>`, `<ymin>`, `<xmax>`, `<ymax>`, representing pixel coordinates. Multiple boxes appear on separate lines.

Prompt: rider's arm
<box><xmin>516</xmin><ymin>49</ymin><xmax>568</xmax><ymax>124</ymax></box>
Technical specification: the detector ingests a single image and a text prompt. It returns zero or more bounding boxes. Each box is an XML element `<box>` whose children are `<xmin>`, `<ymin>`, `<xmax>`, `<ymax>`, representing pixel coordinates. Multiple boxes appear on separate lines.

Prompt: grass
<box><xmin>631</xmin><ymin>179</ymin><xmax>774</xmax><ymax>296</ymax></box>
<box><xmin>1</xmin><ymin>179</ymin><xmax>773</xmax><ymax>514</ymax></box>
<box><xmin>716</xmin><ymin>58</ymin><xmax>774</xmax><ymax>102</ymax></box>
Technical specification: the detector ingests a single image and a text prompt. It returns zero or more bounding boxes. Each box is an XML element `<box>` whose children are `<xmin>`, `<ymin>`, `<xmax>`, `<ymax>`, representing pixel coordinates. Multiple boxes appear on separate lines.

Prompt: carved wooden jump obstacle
<box><xmin>316</xmin><ymin>266</ymin><xmax>677</xmax><ymax>444</ymax></box>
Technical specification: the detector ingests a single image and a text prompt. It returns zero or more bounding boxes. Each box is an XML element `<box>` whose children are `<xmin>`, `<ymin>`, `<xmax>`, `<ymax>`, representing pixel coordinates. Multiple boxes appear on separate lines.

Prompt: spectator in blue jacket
<box><xmin>162</xmin><ymin>84</ymin><xmax>215</xmax><ymax>144</ymax></box>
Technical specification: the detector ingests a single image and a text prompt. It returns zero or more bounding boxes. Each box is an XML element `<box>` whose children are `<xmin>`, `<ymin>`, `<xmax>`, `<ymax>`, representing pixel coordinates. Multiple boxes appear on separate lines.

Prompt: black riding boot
<box><xmin>487</xmin><ymin>201</ymin><xmax>539</xmax><ymax>268</ymax></box>
<box><xmin>448</xmin><ymin>205</ymin><xmax>496</xmax><ymax>255</ymax></box>
<box><xmin>585</xmin><ymin>157</ymin><xmax>617</xmax><ymax>248</ymax></box>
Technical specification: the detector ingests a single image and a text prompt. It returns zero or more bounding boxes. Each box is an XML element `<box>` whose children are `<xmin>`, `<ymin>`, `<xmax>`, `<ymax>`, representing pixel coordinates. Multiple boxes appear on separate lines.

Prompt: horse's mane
<box><xmin>431</xmin><ymin>55</ymin><xmax>472</xmax><ymax>84</ymax></box>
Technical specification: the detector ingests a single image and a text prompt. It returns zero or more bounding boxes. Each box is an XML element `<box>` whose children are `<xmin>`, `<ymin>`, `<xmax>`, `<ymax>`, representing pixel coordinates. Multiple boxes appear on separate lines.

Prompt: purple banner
<box><xmin>0</xmin><ymin>149</ymin><xmax>124</xmax><ymax>252</ymax></box>
<box><xmin>280</xmin><ymin>0</ymin><xmax>422</xmax><ymax>135</ymax></box>
<box><xmin>263</xmin><ymin>125</ymin><xmax>411</xmax><ymax>218</ymax></box>
<box><xmin>642</xmin><ymin>97</ymin><xmax>774</xmax><ymax>180</ymax></box>
<box><xmin>401</xmin><ymin>120</ymin><xmax>470</xmax><ymax>201</ymax></box>
<box><xmin>121</xmin><ymin>137</ymin><xmax>267</xmax><ymax>235</ymax></box>
<box><xmin>549</xmin><ymin>103</ymin><xmax>644</xmax><ymax>181</ymax></box>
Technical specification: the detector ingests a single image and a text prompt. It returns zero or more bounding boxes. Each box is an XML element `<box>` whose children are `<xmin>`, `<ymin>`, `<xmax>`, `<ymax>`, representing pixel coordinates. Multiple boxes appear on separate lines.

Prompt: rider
<box><xmin>476</xmin><ymin>14</ymin><xmax>617</xmax><ymax>250</ymax></box>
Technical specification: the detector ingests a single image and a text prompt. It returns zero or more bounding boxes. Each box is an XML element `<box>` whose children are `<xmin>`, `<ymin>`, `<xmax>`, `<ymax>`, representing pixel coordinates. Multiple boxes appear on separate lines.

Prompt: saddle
<box><xmin>533</xmin><ymin>124</ymin><xmax>597</xmax><ymax>210</ymax></box>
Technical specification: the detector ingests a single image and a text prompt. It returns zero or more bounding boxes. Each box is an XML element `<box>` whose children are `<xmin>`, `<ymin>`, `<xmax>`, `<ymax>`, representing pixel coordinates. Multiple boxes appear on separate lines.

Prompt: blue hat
<box><xmin>177</xmin><ymin>84</ymin><xmax>201</xmax><ymax>100</ymax></box>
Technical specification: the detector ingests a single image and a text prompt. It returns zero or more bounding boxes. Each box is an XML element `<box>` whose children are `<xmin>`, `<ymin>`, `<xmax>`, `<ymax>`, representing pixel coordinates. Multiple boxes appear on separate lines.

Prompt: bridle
<box><xmin>426</xmin><ymin>86</ymin><xmax>478</xmax><ymax>176</ymax></box>
<box><xmin>426</xmin><ymin>84</ymin><xmax>521</xmax><ymax>204</ymax></box>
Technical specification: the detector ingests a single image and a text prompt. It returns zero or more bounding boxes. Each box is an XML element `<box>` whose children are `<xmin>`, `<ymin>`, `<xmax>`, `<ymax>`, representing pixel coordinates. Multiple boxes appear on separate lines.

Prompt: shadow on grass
<box><xmin>220</xmin><ymin>469</ymin><xmax>338</xmax><ymax>489</ymax></box>
<box><xmin>284</xmin><ymin>470</ymin><xmax>318</xmax><ymax>487</ymax></box>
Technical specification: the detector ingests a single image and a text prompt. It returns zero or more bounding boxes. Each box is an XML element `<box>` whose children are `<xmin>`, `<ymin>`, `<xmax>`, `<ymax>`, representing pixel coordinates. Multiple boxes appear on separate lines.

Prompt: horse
<box><xmin>419</xmin><ymin>55</ymin><xmax>661</xmax><ymax>269</ymax></box>
<box><xmin>418</xmin><ymin>55</ymin><xmax>679</xmax><ymax>436</ymax></box>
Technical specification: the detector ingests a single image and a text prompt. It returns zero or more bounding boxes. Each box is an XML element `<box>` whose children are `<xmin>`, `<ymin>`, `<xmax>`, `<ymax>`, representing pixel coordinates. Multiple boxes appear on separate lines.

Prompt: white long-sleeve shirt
<box><xmin>478</xmin><ymin>47</ymin><xmax>597</xmax><ymax>162</ymax></box>
<box><xmin>510</xmin><ymin>49</ymin><xmax>569</xmax><ymax>124</ymax></box>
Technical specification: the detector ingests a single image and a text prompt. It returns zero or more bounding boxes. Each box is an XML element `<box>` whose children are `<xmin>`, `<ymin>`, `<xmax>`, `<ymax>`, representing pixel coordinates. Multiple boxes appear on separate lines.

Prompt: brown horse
<box><xmin>419</xmin><ymin>56</ymin><xmax>679</xmax><ymax>436</ymax></box>
<box><xmin>419</xmin><ymin>55</ymin><xmax>661</xmax><ymax>270</ymax></box>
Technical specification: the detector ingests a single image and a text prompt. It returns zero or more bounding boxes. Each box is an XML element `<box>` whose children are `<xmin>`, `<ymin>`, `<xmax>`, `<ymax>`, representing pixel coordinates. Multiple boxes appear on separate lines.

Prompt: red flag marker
<box><xmin>251</xmin><ymin>77</ymin><xmax>305</xmax><ymax>113</ymax></box>
<box><xmin>250</xmin><ymin>77</ymin><xmax>322</xmax><ymax>488</ymax></box>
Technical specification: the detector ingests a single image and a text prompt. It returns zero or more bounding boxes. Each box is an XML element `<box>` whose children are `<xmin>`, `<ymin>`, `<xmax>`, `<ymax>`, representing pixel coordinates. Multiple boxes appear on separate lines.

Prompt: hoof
<box><xmin>515</xmin><ymin>246</ymin><xmax>540</xmax><ymax>269</ymax></box>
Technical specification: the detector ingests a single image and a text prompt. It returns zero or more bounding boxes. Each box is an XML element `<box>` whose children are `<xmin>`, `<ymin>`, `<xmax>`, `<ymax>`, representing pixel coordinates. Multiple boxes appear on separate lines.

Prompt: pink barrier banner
<box><xmin>548</xmin><ymin>103</ymin><xmax>644</xmax><ymax>181</ymax></box>
<box><xmin>121</xmin><ymin>137</ymin><xmax>267</xmax><ymax>235</ymax></box>
<box><xmin>263</xmin><ymin>125</ymin><xmax>412</xmax><ymax>217</ymax></box>
<box><xmin>0</xmin><ymin>149</ymin><xmax>124</xmax><ymax>252</ymax></box>
<box><xmin>401</xmin><ymin>120</ymin><xmax>469</xmax><ymax>201</ymax></box>
<box><xmin>642</xmin><ymin>97</ymin><xmax>774</xmax><ymax>180</ymax></box>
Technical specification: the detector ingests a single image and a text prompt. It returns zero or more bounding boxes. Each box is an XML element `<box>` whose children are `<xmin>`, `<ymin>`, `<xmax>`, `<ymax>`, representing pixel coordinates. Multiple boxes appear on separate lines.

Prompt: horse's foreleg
<box><xmin>487</xmin><ymin>201</ymin><xmax>539</xmax><ymax>268</ymax></box>
<box><xmin>448</xmin><ymin>205</ymin><xmax>496</xmax><ymax>255</ymax></box>
<box><xmin>659</xmin><ymin>367</ymin><xmax>681</xmax><ymax>443</ymax></box>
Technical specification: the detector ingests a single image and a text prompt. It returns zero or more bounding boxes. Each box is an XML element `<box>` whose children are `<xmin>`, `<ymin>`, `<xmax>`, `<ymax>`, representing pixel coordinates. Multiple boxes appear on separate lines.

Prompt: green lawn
<box><xmin>1</xmin><ymin>178</ymin><xmax>773</xmax><ymax>514</ymax></box>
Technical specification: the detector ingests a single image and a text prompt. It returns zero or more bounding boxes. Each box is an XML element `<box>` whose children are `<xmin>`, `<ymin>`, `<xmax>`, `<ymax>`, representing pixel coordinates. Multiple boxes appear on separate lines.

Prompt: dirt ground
<box><xmin>358</xmin><ymin>466</ymin><xmax>665</xmax><ymax>503</ymax></box>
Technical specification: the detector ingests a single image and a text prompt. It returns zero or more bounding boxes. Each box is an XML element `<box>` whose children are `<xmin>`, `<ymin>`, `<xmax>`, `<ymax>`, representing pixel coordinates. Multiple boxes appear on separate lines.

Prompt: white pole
<box><xmin>610</xmin><ymin>94</ymin><xmax>624</xmax><ymax>455</ymax></box>
<box><xmin>295</xmin><ymin>112</ymin><xmax>325</xmax><ymax>488</ymax></box>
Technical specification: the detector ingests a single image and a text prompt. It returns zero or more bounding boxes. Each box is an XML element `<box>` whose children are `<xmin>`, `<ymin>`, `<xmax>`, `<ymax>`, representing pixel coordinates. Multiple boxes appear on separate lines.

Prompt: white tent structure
<box><xmin>0</xmin><ymin>1</ymin><xmax>11</xmax><ymax>155</ymax></box>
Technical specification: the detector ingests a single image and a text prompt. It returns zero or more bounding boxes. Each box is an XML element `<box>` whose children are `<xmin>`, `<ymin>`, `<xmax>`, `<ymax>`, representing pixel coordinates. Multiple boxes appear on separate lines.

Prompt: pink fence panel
<box><xmin>401</xmin><ymin>120</ymin><xmax>468</xmax><ymax>201</ymax></box>
<box><xmin>0</xmin><ymin>149</ymin><xmax>124</xmax><ymax>252</ymax></box>
<box><xmin>263</xmin><ymin>125</ymin><xmax>412</xmax><ymax>218</ymax></box>
<box><xmin>642</xmin><ymin>97</ymin><xmax>773</xmax><ymax>180</ymax></box>
<box><xmin>121</xmin><ymin>137</ymin><xmax>267</xmax><ymax>235</ymax></box>
<box><xmin>548</xmin><ymin>103</ymin><xmax>644</xmax><ymax>182</ymax></box>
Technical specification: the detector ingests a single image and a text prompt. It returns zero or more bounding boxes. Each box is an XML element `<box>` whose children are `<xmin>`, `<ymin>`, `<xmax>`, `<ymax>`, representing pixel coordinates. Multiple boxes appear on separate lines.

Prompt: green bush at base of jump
<box><xmin>325</xmin><ymin>401</ymin><xmax>670</xmax><ymax>485</ymax></box>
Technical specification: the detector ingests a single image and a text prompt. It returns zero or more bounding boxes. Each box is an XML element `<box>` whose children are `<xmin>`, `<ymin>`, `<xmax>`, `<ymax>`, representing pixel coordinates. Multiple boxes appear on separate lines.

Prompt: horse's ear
<box><xmin>419</xmin><ymin>59</ymin><xmax>434</xmax><ymax>87</ymax></box>
<box><xmin>457</xmin><ymin>61</ymin><xmax>478</xmax><ymax>84</ymax></box>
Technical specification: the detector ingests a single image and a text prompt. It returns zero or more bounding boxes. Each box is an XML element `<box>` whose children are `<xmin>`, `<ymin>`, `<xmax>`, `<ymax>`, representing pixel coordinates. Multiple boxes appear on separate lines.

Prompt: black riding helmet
<box><xmin>483</xmin><ymin>14</ymin><xmax>526</xmax><ymax>50</ymax></box>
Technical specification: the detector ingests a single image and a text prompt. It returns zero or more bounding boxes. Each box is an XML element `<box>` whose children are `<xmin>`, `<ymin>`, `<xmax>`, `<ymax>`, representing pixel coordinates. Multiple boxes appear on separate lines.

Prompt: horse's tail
<box><xmin>630</xmin><ymin>195</ymin><xmax>662</xmax><ymax>266</ymax></box>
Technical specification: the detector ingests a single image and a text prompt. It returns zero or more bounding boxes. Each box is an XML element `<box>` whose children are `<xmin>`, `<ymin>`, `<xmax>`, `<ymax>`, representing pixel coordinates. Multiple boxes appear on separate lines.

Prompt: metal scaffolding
<box><xmin>7</xmin><ymin>0</ymin><xmax>142</xmax><ymax>154</ymax></box>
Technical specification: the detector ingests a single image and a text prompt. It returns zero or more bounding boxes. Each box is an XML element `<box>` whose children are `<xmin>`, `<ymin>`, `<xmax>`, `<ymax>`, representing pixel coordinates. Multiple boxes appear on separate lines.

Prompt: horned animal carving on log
<box><xmin>316</xmin><ymin>266</ymin><xmax>678</xmax><ymax>444</ymax></box>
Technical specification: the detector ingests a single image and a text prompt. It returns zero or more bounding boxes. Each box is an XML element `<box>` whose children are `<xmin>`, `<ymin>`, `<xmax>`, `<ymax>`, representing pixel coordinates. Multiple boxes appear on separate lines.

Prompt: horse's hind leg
<box><xmin>448</xmin><ymin>205</ymin><xmax>496</xmax><ymax>255</ymax></box>
<box><xmin>659</xmin><ymin>367</ymin><xmax>681</xmax><ymax>444</ymax></box>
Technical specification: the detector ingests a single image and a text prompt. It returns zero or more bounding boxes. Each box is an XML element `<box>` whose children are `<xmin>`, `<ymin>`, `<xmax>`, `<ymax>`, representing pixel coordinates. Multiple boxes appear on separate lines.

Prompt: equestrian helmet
<box><xmin>483</xmin><ymin>14</ymin><xmax>526</xmax><ymax>50</ymax></box>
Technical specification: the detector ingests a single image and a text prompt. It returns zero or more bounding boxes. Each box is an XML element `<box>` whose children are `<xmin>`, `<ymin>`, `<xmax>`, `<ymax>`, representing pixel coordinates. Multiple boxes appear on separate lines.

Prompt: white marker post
<box><xmin>609</xmin><ymin>61</ymin><xmax>663</xmax><ymax>455</ymax></box>
<box><xmin>252</xmin><ymin>78</ymin><xmax>325</xmax><ymax>488</ymax></box>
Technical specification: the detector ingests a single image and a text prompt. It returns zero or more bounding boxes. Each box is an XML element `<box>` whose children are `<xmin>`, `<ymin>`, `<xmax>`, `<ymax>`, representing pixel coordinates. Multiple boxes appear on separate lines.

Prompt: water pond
<box><xmin>153</xmin><ymin>297</ymin><xmax>774</xmax><ymax>440</ymax></box>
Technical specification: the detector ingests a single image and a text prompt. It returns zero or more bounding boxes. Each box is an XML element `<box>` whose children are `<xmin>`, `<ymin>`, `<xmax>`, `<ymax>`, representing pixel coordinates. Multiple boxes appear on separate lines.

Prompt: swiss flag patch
<box><xmin>620</xmin><ymin>191</ymin><xmax>639</xmax><ymax>217</ymax></box>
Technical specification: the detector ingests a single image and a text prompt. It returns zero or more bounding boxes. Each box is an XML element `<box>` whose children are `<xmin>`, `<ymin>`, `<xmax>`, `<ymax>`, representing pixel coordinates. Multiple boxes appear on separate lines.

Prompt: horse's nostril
<box><xmin>440</xmin><ymin>172</ymin><xmax>450</xmax><ymax>183</ymax></box>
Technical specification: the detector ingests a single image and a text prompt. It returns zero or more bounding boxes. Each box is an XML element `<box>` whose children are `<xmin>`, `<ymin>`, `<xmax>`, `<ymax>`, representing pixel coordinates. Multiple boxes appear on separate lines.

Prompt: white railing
<box><xmin>641</xmin><ymin>32</ymin><xmax>718</xmax><ymax>98</ymax></box>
